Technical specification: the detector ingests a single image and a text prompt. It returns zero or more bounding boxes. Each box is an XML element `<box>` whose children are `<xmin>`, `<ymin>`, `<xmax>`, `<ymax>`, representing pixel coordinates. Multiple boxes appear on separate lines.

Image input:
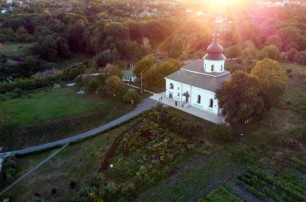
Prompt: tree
<box><xmin>251</xmin><ymin>59</ymin><xmax>288</xmax><ymax>109</ymax></box>
<box><xmin>122</xmin><ymin>89</ymin><xmax>139</xmax><ymax>104</ymax></box>
<box><xmin>143</xmin><ymin>59</ymin><xmax>180</xmax><ymax>88</ymax></box>
<box><xmin>277</xmin><ymin>26</ymin><xmax>301</xmax><ymax>44</ymax></box>
<box><xmin>225</xmin><ymin>45</ymin><xmax>242</xmax><ymax>58</ymax></box>
<box><xmin>216</xmin><ymin>71</ymin><xmax>264</xmax><ymax>123</ymax></box>
<box><xmin>101</xmin><ymin>64</ymin><xmax>122</xmax><ymax>78</ymax></box>
<box><xmin>104</xmin><ymin>76</ymin><xmax>126</xmax><ymax>97</ymax></box>
<box><xmin>95</xmin><ymin>49</ymin><xmax>120</xmax><ymax>67</ymax></box>
<box><xmin>257</xmin><ymin>45</ymin><xmax>279</xmax><ymax>60</ymax></box>
<box><xmin>34</xmin><ymin>35</ymin><xmax>58</xmax><ymax>61</ymax></box>
<box><xmin>0</xmin><ymin>53</ymin><xmax>7</xmax><ymax>73</ymax></box>
<box><xmin>21</xmin><ymin>56</ymin><xmax>40</xmax><ymax>75</ymax></box>
<box><xmin>265</xmin><ymin>35</ymin><xmax>283</xmax><ymax>50</ymax></box>
<box><xmin>85</xmin><ymin>78</ymin><xmax>100</xmax><ymax>93</ymax></box>
<box><xmin>134</xmin><ymin>55</ymin><xmax>156</xmax><ymax>77</ymax></box>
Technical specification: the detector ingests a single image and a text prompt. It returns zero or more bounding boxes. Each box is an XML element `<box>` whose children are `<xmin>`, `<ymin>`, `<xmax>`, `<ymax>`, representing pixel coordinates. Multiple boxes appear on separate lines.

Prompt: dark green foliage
<box><xmin>60</xmin><ymin>64</ymin><xmax>86</xmax><ymax>81</ymax></box>
<box><xmin>216</xmin><ymin>70</ymin><xmax>264</xmax><ymax>123</ymax></box>
<box><xmin>95</xmin><ymin>49</ymin><xmax>120</xmax><ymax>67</ymax></box>
<box><xmin>0</xmin><ymin>156</ymin><xmax>16</xmax><ymax>185</ymax></box>
<box><xmin>211</xmin><ymin>124</ymin><xmax>234</xmax><ymax>142</ymax></box>
<box><xmin>0</xmin><ymin>76</ymin><xmax>58</xmax><ymax>94</ymax></box>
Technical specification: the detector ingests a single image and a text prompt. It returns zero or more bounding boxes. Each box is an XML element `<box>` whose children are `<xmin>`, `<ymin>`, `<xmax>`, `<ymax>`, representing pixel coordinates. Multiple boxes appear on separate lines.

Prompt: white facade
<box><xmin>122</xmin><ymin>76</ymin><xmax>136</xmax><ymax>83</ymax></box>
<box><xmin>165</xmin><ymin>78</ymin><xmax>220</xmax><ymax>115</ymax></box>
<box><xmin>203</xmin><ymin>59</ymin><xmax>225</xmax><ymax>73</ymax></box>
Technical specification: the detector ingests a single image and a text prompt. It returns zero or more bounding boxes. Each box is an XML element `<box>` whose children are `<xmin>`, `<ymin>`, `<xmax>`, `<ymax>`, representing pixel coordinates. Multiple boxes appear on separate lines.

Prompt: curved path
<box><xmin>0</xmin><ymin>98</ymin><xmax>157</xmax><ymax>159</ymax></box>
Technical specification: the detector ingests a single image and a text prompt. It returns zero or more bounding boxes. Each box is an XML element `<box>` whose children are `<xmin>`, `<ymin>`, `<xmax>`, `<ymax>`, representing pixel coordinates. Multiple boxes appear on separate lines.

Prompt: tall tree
<box><xmin>257</xmin><ymin>45</ymin><xmax>279</xmax><ymax>60</ymax></box>
<box><xmin>104</xmin><ymin>75</ymin><xmax>126</xmax><ymax>97</ymax></box>
<box><xmin>251</xmin><ymin>59</ymin><xmax>288</xmax><ymax>109</ymax></box>
<box><xmin>216</xmin><ymin>71</ymin><xmax>264</xmax><ymax>123</ymax></box>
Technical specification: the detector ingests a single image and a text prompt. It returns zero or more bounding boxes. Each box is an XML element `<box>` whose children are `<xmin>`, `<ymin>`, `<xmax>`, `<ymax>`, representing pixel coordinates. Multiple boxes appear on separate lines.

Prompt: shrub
<box><xmin>211</xmin><ymin>124</ymin><xmax>234</xmax><ymax>142</ymax></box>
<box><xmin>0</xmin><ymin>156</ymin><xmax>16</xmax><ymax>184</ymax></box>
<box><xmin>286</xmin><ymin>69</ymin><xmax>292</xmax><ymax>74</ymax></box>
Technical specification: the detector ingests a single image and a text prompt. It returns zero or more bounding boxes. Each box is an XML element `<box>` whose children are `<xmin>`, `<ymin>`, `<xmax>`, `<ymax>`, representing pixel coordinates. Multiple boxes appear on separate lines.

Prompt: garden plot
<box><xmin>233</xmin><ymin>167</ymin><xmax>306</xmax><ymax>202</ymax></box>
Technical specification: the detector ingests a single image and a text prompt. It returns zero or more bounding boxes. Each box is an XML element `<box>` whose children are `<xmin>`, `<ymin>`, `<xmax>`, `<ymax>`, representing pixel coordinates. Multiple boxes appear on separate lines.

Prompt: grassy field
<box><xmin>0</xmin><ymin>87</ymin><xmax>134</xmax><ymax>149</ymax></box>
<box><xmin>1</xmin><ymin>121</ymin><xmax>135</xmax><ymax>201</ymax></box>
<box><xmin>2</xmin><ymin>42</ymin><xmax>34</xmax><ymax>57</ymax></box>
<box><xmin>44</xmin><ymin>54</ymin><xmax>90</xmax><ymax>69</ymax></box>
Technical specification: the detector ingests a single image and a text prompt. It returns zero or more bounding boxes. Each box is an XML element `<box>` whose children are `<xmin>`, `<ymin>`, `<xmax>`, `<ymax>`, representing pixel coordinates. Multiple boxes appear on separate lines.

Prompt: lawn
<box><xmin>2</xmin><ymin>42</ymin><xmax>34</xmax><ymax>57</ymax></box>
<box><xmin>44</xmin><ymin>54</ymin><xmax>90</xmax><ymax>69</ymax></box>
<box><xmin>0</xmin><ymin>87</ymin><xmax>134</xmax><ymax>150</ymax></box>
<box><xmin>1</xmin><ymin>121</ymin><xmax>134</xmax><ymax>201</ymax></box>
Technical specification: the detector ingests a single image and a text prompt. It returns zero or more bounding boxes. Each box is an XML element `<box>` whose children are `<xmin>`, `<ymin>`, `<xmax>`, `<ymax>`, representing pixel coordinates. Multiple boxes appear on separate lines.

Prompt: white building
<box><xmin>164</xmin><ymin>34</ymin><xmax>230</xmax><ymax>115</ymax></box>
<box><xmin>122</xmin><ymin>70</ymin><xmax>136</xmax><ymax>83</ymax></box>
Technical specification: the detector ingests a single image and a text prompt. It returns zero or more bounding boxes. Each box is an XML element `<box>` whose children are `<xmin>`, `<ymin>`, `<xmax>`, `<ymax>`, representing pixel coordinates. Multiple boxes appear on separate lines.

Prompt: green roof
<box><xmin>121</xmin><ymin>70</ymin><xmax>135</xmax><ymax>77</ymax></box>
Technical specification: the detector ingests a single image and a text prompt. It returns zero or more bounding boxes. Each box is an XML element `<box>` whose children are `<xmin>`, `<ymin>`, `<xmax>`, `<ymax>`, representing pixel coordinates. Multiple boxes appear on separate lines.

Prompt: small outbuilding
<box><xmin>122</xmin><ymin>70</ymin><xmax>136</xmax><ymax>83</ymax></box>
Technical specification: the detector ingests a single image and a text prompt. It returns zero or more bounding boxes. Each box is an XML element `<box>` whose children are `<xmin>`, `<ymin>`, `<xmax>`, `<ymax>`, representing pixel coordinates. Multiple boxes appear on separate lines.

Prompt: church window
<box><xmin>209</xmin><ymin>99</ymin><xmax>213</xmax><ymax>108</ymax></box>
<box><xmin>221</xmin><ymin>65</ymin><xmax>223</xmax><ymax>71</ymax></box>
<box><xmin>197</xmin><ymin>95</ymin><xmax>201</xmax><ymax>104</ymax></box>
<box><xmin>211</xmin><ymin>65</ymin><xmax>214</xmax><ymax>72</ymax></box>
<box><xmin>178</xmin><ymin>92</ymin><xmax>180</xmax><ymax>97</ymax></box>
<box><xmin>170</xmin><ymin>83</ymin><xmax>174</xmax><ymax>89</ymax></box>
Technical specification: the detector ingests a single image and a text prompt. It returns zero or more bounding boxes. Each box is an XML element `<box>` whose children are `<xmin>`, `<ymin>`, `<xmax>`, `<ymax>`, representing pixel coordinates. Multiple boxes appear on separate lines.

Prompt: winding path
<box><xmin>0</xmin><ymin>98</ymin><xmax>157</xmax><ymax>159</ymax></box>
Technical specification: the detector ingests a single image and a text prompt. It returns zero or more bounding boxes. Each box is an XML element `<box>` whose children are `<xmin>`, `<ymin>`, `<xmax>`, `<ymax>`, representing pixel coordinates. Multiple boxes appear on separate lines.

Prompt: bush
<box><xmin>286</xmin><ymin>69</ymin><xmax>292</xmax><ymax>74</ymax></box>
<box><xmin>1</xmin><ymin>156</ymin><xmax>16</xmax><ymax>183</ymax></box>
<box><xmin>211</xmin><ymin>124</ymin><xmax>234</xmax><ymax>142</ymax></box>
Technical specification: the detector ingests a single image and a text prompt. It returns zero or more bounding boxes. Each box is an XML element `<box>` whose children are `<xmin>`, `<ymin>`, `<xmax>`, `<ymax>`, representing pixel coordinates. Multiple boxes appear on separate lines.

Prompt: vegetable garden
<box><xmin>234</xmin><ymin>167</ymin><xmax>306</xmax><ymax>202</ymax></box>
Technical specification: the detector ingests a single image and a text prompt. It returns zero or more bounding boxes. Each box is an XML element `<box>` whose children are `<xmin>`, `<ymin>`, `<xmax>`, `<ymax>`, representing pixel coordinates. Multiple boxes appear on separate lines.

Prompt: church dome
<box><xmin>207</xmin><ymin>40</ymin><xmax>224</xmax><ymax>54</ymax></box>
<box><xmin>203</xmin><ymin>38</ymin><xmax>226</xmax><ymax>61</ymax></box>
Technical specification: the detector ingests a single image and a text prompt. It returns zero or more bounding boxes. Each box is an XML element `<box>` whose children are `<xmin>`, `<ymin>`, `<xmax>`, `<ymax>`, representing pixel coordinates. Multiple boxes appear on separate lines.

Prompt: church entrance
<box><xmin>183</xmin><ymin>92</ymin><xmax>190</xmax><ymax>103</ymax></box>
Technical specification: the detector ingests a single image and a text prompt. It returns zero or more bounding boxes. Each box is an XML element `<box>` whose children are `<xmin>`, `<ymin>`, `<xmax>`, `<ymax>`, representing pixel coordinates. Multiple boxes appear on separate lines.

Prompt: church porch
<box><xmin>150</xmin><ymin>92</ymin><xmax>226</xmax><ymax>124</ymax></box>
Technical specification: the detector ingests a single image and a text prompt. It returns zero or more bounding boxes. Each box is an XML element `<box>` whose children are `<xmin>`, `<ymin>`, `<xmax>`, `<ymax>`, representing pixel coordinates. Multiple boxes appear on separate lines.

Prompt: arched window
<box><xmin>197</xmin><ymin>95</ymin><xmax>201</xmax><ymax>104</ymax></box>
<box><xmin>221</xmin><ymin>65</ymin><xmax>223</xmax><ymax>71</ymax></box>
<box><xmin>209</xmin><ymin>99</ymin><xmax>213</xmax><ymax>108</ymax></box>
<box><xmin>211</xmin><ymin>65</ymin><xmax>214</xmax><ymax>72</ymax></box>
<box><xmin>169</xmin><ymin>83</ymin><xmax>174</xmax><ymax>89</ymax></box>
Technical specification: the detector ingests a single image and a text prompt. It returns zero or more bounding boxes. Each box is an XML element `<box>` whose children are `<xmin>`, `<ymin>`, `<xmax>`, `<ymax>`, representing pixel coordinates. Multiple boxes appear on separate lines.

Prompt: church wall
<box><xmin>165</xmin><ymin>79</ymin><xmax>183</xmax><ymax>101</ymax></box>
<box><xmin>165</xmin><ymin>79</ymin><xmax>220</xmax><ymax>115</ymax></box>
<box><xmin>190</xmin><ymin>86</ymin><xmax>219</xmax><ymax>115</ymax></box>
<box><xmin>204</xmin><ymin>59</ymin><xmax>225</xmax><ymax>73</ymax></box>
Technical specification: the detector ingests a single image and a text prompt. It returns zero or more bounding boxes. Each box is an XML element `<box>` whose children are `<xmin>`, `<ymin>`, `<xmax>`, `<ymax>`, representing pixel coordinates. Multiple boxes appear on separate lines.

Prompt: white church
<box><xmin>164</xmin><ymin>34</ymin><xmax>230</xmax><ymax>115</ymax></box>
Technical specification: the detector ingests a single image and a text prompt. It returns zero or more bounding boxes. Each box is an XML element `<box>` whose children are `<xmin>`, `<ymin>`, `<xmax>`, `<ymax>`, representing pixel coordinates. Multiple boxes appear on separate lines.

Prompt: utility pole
<box><xmin>140</xmin><ymin>74</ymin><xmax>143</xmax><ymax>94</ymax></box>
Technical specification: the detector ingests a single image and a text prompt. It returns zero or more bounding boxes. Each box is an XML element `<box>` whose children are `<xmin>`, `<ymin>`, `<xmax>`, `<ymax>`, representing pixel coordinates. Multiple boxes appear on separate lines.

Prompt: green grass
<box><xmin>1</xmin><ymin>88</ymin><xmax>103</xmax><ymax>125</ymax></box>
<box><xmin>3</xmin><ymin>42</ymin><xmax>34</xmax><ymax>57</ymax></box>
<box><xmin>44</xmin><ymin>54</ymin><xmax>90</xmax><ymax>69</ymax></box>
<box><xmin>2</xmin><ymin>121</ymin><xmax>135</xmax><ymax>201</ymax></box>
<box><xmin>0</xmin><ymin>87</ymin><xmax>134</xmax><ymax>149</ymax></box>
